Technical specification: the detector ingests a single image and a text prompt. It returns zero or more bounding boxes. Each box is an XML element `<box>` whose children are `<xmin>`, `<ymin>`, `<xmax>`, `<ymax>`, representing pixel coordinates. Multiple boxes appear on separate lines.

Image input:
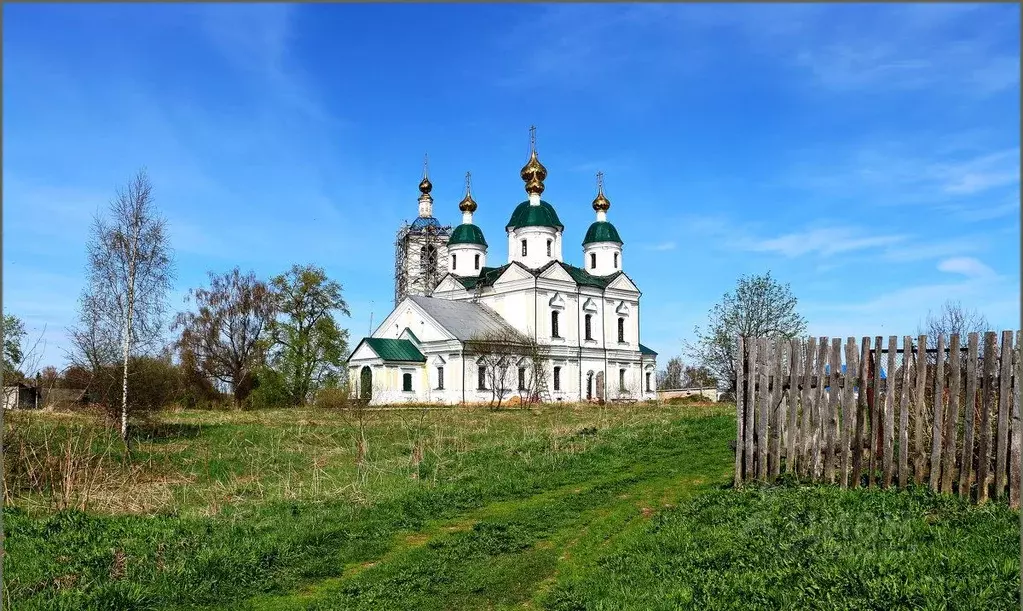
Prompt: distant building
<box><xmin>348</xmin><ymin>128</ymin><xmax>658</xmax><ymax>405</ymax></box>
<box><xmin>3</xmin><ymin>382</ymin><xmax>39</xmax><ymax>410</ymax></box>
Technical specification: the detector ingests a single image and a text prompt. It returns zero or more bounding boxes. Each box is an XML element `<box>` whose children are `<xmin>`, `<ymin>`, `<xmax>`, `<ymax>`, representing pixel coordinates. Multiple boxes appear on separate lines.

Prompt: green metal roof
<box><xmin>448</xmin><ymin>223</ymin><xmax>488</xmax><ymax>247</ymax></box>
<box><xmin>582</xmin><ymin>221</ymin><xmax>623</xmax><ymax>245</ymax></box>
<box><xmin>639</xmin><ymin>343</ymin><xmax>658</xmax><ymax>356</ymax></box>
<box><xmin>561</xmin><ymin>263</ymin><xmax>619</xmax><ymax>288</ymax></box>
<box><xmin>400</xmin><ymin>328</ymin><xmax>421</xmax><ymax>344</ymax></box>
<box><xmin>363</xmin><ymin>338</ymin><xmax>426</xmax><ymax>362</ymax></box>
<box><xmin>506</xmin><ymin>200</ymin><xmax>564</xmax><ymax>231</ymax></box>
<box><xmin>455</xmin><ymin>264</ymin><xmax>510</xmax><ymax>290</ymax></box>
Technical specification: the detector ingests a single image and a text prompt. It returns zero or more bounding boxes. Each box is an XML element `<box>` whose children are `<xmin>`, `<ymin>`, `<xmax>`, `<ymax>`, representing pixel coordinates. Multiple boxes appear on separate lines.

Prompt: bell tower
<box><xmin>394</xmin><ymin>155</ymin><xmax>453</xmax><ymax>306</ymax></box>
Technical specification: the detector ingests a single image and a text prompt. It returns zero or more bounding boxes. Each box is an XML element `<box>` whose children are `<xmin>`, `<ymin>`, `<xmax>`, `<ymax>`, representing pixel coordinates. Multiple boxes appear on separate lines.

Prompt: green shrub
<box><xmin>248</xmin><ymin>367</ymin><xmax>292</xmax><ymax>409</ymax></box>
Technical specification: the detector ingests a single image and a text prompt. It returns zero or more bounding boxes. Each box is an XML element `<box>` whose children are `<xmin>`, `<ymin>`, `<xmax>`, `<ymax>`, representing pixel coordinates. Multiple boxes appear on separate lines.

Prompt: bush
<box><xmin>314</xmin><ymin>386</ymin><xmax>351</xmax><ymax>410</ymax></box>
<box><xmin>247</xmin><ymin>367</ymin><xmax>292</xmax><ymax>409</ymax></box>
<box><xmin>86</xmin><ymin>357</ymin><xmax>186</xmax><ymax>422</ymax></box>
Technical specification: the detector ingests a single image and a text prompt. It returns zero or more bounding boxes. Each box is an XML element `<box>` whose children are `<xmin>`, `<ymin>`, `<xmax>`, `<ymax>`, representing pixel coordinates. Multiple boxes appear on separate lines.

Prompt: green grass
<box><xmin>4</xmin><ymin>403</ymin><xmax>1019</xmax><ymax>610</ymax></box>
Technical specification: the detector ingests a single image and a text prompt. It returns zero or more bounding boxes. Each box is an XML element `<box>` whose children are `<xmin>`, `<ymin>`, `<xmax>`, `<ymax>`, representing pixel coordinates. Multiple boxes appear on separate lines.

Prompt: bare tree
<box><xmin>81</xmin><ymin>169</ymin><xmax>174</xmax><ymax>443</ymax></box>
<box><xmin>657</xmin><ymin>356</ymin><xmax>684</xmax><ymax>390</ymax></box>
<box><xmin>919</xmin><ymin>300</ymin><xmax>990</xmax><ymax>362</ymax></box>
<box><xmin>175</xmin><ymin>268</ymin><xmax>276</xmax><ymax>407</ymax></box>
<box><xmin>465</xmin><ymin>328</ymin><xmax>549</xmax><ymax>408</ymax></box>
<box><xmin>686</xmin><ymin>271</ymin><xmax>807</xmax><ymax>400</ymax></box>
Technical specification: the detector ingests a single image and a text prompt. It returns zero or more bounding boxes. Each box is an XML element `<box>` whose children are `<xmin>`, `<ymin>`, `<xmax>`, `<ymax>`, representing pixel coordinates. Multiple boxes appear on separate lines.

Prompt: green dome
<box><xmin>448</xmin><ymin>223</ymin><xmax>488</xmax><ymax>247</ymax></box>
<box><xmin>506</xmin><ymin>200</ymin><xmax>564</xmax><ymax>231</ymax></box>
<box><xmin>582</xmin><ymin>221</ymin><xmax>623</xmax><ymax>245</ymax></box>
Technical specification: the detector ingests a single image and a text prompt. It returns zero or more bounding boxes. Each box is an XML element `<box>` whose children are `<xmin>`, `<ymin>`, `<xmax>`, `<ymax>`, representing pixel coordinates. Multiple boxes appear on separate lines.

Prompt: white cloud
<box><xmin>647</xmin><ymin>241</ymin><xmax>677</xmax><ymax>252</ymax></box>
<box><xmin>937</xmin><ymin>256</ymin><xmax>996</xmax><ymax>279</ymax></box>
<box><xmin>747</xmin><ymin>226</ymin><xmax>906</xmax><ymax>258</ymax></box>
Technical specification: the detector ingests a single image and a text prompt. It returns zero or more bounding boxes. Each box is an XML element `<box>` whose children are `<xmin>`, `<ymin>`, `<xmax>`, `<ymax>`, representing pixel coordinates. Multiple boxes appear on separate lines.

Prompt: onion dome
<box><xmin>448</xmin><ymin>224</ymin><xmax>488</xmax><ymax>247</ymax></box>
<box><xmin>519</xmin><ymin>125</ymin><xmax>547</xmax><ymax>196</ymax></box>
<box><xmin>458</xmin><ymin>172</ymin><xmax>477</xmax><ymax>213</ymax></box>
<box><xmin>592</xmin><ymin>171</ymin><xmax>610</xmax><ymax>212</ymax></box>
<box><xmin>506</xmin><ymin>200</ymin><xmax>564</xmax><ymax>231</ymax></box>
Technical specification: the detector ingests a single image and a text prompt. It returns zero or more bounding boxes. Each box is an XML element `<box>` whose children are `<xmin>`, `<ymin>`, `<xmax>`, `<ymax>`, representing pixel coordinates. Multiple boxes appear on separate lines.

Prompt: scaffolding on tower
<box><xmin>393</xmin><ymin>216</ymin><xmax>452</xmax><ymax>308</ymax></box>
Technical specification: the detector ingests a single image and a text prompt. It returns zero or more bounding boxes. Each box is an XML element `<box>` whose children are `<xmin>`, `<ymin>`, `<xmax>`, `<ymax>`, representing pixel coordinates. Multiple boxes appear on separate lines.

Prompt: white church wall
<box><xmin>507</xmin><ymin>226</ymin><xmax>561</xmax><ymax>269</ymax></box>
<box><xmin>582</xmin><ymin>242</ymin><xmax>623</xmax><ymax>277</ymax></box>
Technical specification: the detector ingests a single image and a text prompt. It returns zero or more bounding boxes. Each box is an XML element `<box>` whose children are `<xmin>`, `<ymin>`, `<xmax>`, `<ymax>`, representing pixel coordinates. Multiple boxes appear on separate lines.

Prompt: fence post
<box><xmin>840</xmin><ymin>338</ymin><xmax>857</xmax><ymax>488</ymax></box>
<box><xmin>769</xmin><ymin>337</ymin><xmax>785</xmax><ymax>480</ymax></box>
<box><xmin>869</xmin><ymin>337</ymin><xmax>882</xmax><ymax>487</ymax></box>
<box><xmin>735</xmin><ymin>336</ymin><xmax>745</xmax><ymax>487</ymax></box>
<box><xmin>995</xmin><ymin>330</ymin><xmax>1013</xmax><ymax>499</ymax></box>
<box><xmin>978</xmin><ymin>332</ymin><xmax>998</xmax><ymax>504</ymax></box>
<box><xmin>1010</xmin><ymin>330</ymin><xmax>1021</xmax><ymax>509</ymax></box>
<box><xmin>757</xmin><ymin>337</ymin><xmax>770</xmax><ymax>482</ymax></box>
<box><xmin>744</xmin><ymin>337</ymin><xmax>757</xmax><ymax>483</ymax></box>
<box><xmin>940</xmin><ymin>334</ymin><xmax>961</xmax><ymax>494</ymax></box>
<box><xmin>914</xmin><ymin>334</ymin><xmax>928</xmax><ymax>485</ymax></box>
<box><xmin>899</xmin><ymin>335</ymin><xmax>912</xmax><ymax>488</ymax></box>
<box><xmin>960</xmin><ymin>333</ymin><xmax>980</xmax><ymax>498</ymax></box>
<box><xmin>852</xmin><ymin>337</ymin><xmax>870</xmax><ymax>488</ymax></box>
<box><xmin>801</xmin><ymin>337</ymin><xmax>817</xmax><ymax>479</ymax></box>
<box><xmin>883</xmin><ymin>336</ymin><xmax>897</xmax><ymax>488</ymax></box>
<box><xmin>786</xmin><ymin>337</ymin><xmax>801</xmax><ymax>477</ymax></box>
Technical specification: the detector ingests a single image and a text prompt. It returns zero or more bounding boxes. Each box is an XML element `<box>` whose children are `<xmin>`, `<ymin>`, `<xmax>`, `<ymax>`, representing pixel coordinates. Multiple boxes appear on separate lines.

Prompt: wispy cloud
<box><xmin>746</xmin><ymin>226</ymin><xmax>906</xmax><ymax>258</ymax></box>
<box><xmin>645</xmin><ymin>241</ymin><xmax>677</xmax><ymax>252</ymax></box>
<box><xmin>937</xmin><ymin>256</ymin><xmax>996</xmax><ymax>279</ymax></box>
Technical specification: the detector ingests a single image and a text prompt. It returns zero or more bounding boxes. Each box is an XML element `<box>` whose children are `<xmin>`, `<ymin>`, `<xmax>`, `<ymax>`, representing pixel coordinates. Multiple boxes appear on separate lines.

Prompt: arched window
<box><xmin>451</xmin><ymin>254</ymin><xmax>457</xmax><ymax>269</ymax></box>
<box><xmin>474</xmin><ymin>254</ymin><xmax>480</xmax><ymax>269</ymax></box>
<box><xmin>584</xmin><ymin>314</ymin><xmax>592</xmax><ymax>340</ymax></box>
<box><xmin>478</xmin><ymin>365</ymin><xmax>487</xmax><ymax>390</ymax></box>
<box><xmin>551</xmin><ymin>311</ymin><xmax>560</xmax><ymax>338</ymax></box>
<box><xmin>553</xmin><ymin>366</ymin><xmax>561</xmax><ymax>391</ymax></box>
<box><xmin>617</xmin><ymin>317</ymin><xmax>625</xmax><ymax>343</ymax></box>
<box><xmin>547</xmin><ymin>240</ymin><xmax>552</xmax><ymax>257</ymax></box>
<box><xmin>521</xmin><ymin>240</ymin><xmax>528</xmax><ymax>256</ymax></box>
<box><xmin>402</xmin><ymin>373</ymin><xmax>413</xmax><ymax>392</ymax></box>
<box><xmin>614</xmin><ymin>252</ymin><xmax>619</xmax><ymax>268</ymax></box>
<box><xmin>518</xmin><ymin>367</ymin><xmax>526</xmax><ymax>391</ymax></box>
<box><xmin>619</xmin><ymin>368</ymin><xmax>626</xmax><ymax>391</ymax></box>
<box><xmin>590</xmin><ymin>253</ymin><xmax>596</xmax><ymax>269</ymax></box>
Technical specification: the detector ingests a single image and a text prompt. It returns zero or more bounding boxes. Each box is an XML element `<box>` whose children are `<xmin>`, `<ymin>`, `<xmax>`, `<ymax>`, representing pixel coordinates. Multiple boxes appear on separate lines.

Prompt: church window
<box><xmin>522</xmin><ymin>240</ymin><xmax>528</xmax><ymax>256</ymax></box>
<box><xmin>474</xmin><ymin>254</ymin><xmax>480</xmax><ymax>269</ymax></box>
<box><xmin>554</xmin><ymin>366</ymin><xmax>561</xmax><ymax>391</ymax></box>
<box><xmin>614</xmin><ymin>252</ymin><xmax>619</xmax><ymax>268</ymax></box>
<box><xmin>518</xmin><ymin>367</ymin><xmax>526</xmax><ymax>391</ymax></box>
<box><xmin>646</xmin><ymin>372</ymin><xmax>652</xmax><ymax>392</ymax></box>
<box><xmin>478</xmin><ymin>366</ymin><xmax>487</xmax><ymax>390</ymax></box>
<box><xmin>546</xmin><ymin>240</ymin><xmax>552</xmax><ymax>257</ymax></box>
<box><xmin>403</xmin><ymin>373</ymin><xmax>413</xmax><ymax>392</ymax></box>
<box><xmin>590</xmin><ymin>253</ymin><xmax>596</xmax><ymax>269</ymax></box>
<box><xmin>551</xmin><ymin>311</ymin><xmax>560</xmax><ymax>338</ymax></box>
<box><xmin>437</xmin><ymin>366</ymin><xmax>444</xmax><ymax>390</ymax></box>
<box><xmin>619</xmin><ymin>368</ymin><xmax>626</xmax><ymax>391</ymax></box>
<box><xmin>452</xmin><ymin>254</ymin><xmax>456</xmax><ymax>268</ymax></box>
<box><xmin>617</xmin><ymin>317</ymin><xmax>625</xmax><ymax>343</ymax></box>
<box><xmin>420</xmin><ymin>245</ymin><xmax>437</xmax><ymax>271</ymax></box>
<box><xmin>584</xmin><ymin>314</ymin><xmax>592</xmax><ymax>340</ymax></box>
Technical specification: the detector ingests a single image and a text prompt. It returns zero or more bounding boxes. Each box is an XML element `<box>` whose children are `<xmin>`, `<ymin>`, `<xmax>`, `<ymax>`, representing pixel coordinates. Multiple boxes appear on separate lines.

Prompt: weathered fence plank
<box><xmin>1010</xmin><ymin>331</ymin><xmax>1021</xmax><ymax>508</ymax></box>
<box><xmin>757</xmin><ymin>337</ymin><xmax>770</xmax><ymax>482</ymax></box>
<box><xmin>822</xmin><ymin>339</ymin><xmax>838</xmax><ymax>483</ymax></box>
<box><xmin>994</xmin><ymin>330</ymin><xmax>1013</xmax><ymax>499</ymax></box>
<box><xmin>744</xmin><ymin>336</ymin><xmax>757</xmax><ymax>482</ymax></box>
<box><xmin>801</xmin><ymin>337</ymin><xmax>817</xmax><ymax>478</ymax></box>
<box><xmin>869</xmin><ymin>336</ymin><xmax>882</xmax><ymax>487</ymax></box>
<box><xmin>814</xmin><ymin>338</ymin><xmax>829</xmax><ymax>480</ymax></box>
<box><xmin>735</xmin><ymin>336</ymin><xmax>746</xmax><ymax>486</ymax></box>
<box><xmin>929</xmin><ymin>334</ymin><xmax>946</xmax><ymax>491</ymax></box>
<box><xmin>978</xmin><ymin>332</ymin><xmax>997</xmax><ymax>504</ymax></box>
<box><xmin>883</xmin><ymin>335</ymin><xmax>897</xmax><ymax>488</ymax></box>
<box><xmin>940</xmin><ymin>334</ymin><xmax>961</xmax><ymax>494</ymax></box>
<box><xmin>786</xmin><ymin>337</ymin><xmax>800</xmax><ymax>475</ymax></box>
<box><xmin>914</xmin><ymin>334</ymin><xmax>928</xmax><ymax>485</ymax></box>
<box><xmin>852</xmin><ymin>336</ymin><xmax>869</xmax><ymax>488</ymax></box>
<box><xmin>960</xmin><ymin>333</ymin><xmax>980</xmax><ymax>497</ymax></box>
<box><xmin>769</xmin><ymin>338</ymin><xmax>784</xmax><ymax>480</ymax></box>
<box><xmin>898</xmin><ymin>335</ymin><xmax>912</xmax><ymax>488</ymax></box>
<box><xmin>840</xmin><ymin>338</ymin><xmax>857</xmax><ymax>488</ymax></box>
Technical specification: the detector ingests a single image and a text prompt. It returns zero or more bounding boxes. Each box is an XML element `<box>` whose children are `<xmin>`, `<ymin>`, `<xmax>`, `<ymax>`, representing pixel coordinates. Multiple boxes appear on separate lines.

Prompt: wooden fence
<box><xmin>734</xmin><ymin>331</ymin><xmax>1022</xmax><ymax>508</ymax></box>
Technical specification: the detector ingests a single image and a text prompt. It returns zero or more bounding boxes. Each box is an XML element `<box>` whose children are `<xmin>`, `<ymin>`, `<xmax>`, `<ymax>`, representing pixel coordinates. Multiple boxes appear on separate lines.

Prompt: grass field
<box><xmin>4</xmin><ymin>403</ymin><xmax>1020</xmax><ymax>610</ymax></box>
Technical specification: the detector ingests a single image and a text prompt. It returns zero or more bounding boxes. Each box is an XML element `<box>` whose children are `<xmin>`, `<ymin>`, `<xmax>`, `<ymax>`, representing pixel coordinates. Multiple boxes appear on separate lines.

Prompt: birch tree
<box><xmin>83</xmin><ymin>169</ymin><xmax>174</xmax><ymax>443</ymax></box>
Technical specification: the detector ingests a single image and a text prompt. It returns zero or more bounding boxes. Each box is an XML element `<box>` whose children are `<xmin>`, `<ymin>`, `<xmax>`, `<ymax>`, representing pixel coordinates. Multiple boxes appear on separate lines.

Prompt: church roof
<box><xmin>360</xmin><ymin>338</ymin><xmax>426</xmax><ymax>362</ymax></box>
<box><xmin>582</xmin><ymin>221</ymin><xmax>623</xmax><ymax>245</ymax></box>
<box><xmin>506</xmin><ymin>200</ymin><xmax>564</xmax><ymax>231</ymax></box>
<box><xmin>408</xmin><ymin>295</ymin><xmax>518</xmax><ymax>341</ymax></box>
<box><xmin>453</xmin><ymin>261</ymin><xmax>625</xmax><ymax>291</ymax></box>
<box><xmin>409</xmin><ymin>216</ymin><xmax>443</xmax><ymax>230</ymax></box>
<box><xmin>448</xmin><ymin>223</ymin><xmax>488</xmax><ymax>247</ymax></box>
<box><xmin>639</xmin><ymin>343</ymin><xmax>658</xmax><ymax>356</ymax></box>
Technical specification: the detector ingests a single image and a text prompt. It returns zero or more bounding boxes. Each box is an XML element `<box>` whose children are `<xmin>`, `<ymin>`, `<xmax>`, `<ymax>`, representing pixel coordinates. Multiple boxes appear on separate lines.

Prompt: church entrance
<box><xmin>586</xmin><ymin>371</ymin><xmax>594</xmax><ymax>400</ymax></box>
<box><xmin>595</xmin><ymin>371</ymin><xmax>604</xmax><ymax>402</ymax></box>
<box><xmin>359</xmin><ymin>366</ymin><xmax>372</xmax><ymax>402</ymax></box>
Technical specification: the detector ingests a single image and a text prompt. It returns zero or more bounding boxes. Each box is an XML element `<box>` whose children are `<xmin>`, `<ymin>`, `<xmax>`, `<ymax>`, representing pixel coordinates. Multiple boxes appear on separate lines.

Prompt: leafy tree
<box><xmin>268</xmin><ymin>264</ymin><xmax>351</xmax><ymax>405</ymax></box>
<box><xmin>683</xmin><ymin>365</ymin><xmax>717</xmax><ymax>388</ymax></box>
<box><xmin>175</xmin><ymin>268</ymin><xmax>276</xmax><ymax>407</ymax></box>
<box><xmin>80</xmin><ymin>169</ymin><xmax>175</xmax><ymax>442</ymax></box>
<box><xmin>687</xmin><ymin>271</ymin><xmax>807</xmax><ymax>393</ymax></box>
<box><xmin>3</xmin><ymin>313</ymin><xmax>27</xmax><ymax>377</ymax></box>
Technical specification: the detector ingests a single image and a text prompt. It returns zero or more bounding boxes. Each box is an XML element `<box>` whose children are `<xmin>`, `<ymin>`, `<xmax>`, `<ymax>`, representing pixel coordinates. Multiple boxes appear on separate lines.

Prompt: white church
<box><xmin>347</xmin><ymin>129</ymin><xmax>658</xmax><ymax>405</ymax></box>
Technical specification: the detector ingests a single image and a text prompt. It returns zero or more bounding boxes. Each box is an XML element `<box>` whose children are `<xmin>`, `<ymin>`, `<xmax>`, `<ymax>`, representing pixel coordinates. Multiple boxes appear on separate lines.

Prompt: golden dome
<box><xmin>419</xmin><ymin>176</ymin><xmax>433</xmax><ymax>195</ymax></box>
<box><xmin>592</xmin><ymin>171</ymin><xmax>610</xmax><ymax>212</ymax></box>
<box><xmin>519</xmin><ymin>126</ymin><xmax>547</xmax><ymax>196</ymax></box>
<box><xmin>459</xmin><ymin>171</ymin><xmax>477</xmax><ymax>213</ymax></box>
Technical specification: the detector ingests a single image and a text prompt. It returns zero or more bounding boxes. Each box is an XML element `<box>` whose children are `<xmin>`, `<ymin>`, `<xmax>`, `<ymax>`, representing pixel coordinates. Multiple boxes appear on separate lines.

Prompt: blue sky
<box><xmin>4</xmin><ymin>3</ymin><xmax>1020</xmax><ymax>369</ymax></box>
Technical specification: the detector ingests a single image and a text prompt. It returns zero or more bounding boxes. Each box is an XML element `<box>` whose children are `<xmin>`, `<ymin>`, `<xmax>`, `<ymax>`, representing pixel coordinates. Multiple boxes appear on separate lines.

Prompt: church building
<box><xmin>347</xmin><ymin>129</ymin><xmax>657</xmax><ymax>405</ymax></box>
